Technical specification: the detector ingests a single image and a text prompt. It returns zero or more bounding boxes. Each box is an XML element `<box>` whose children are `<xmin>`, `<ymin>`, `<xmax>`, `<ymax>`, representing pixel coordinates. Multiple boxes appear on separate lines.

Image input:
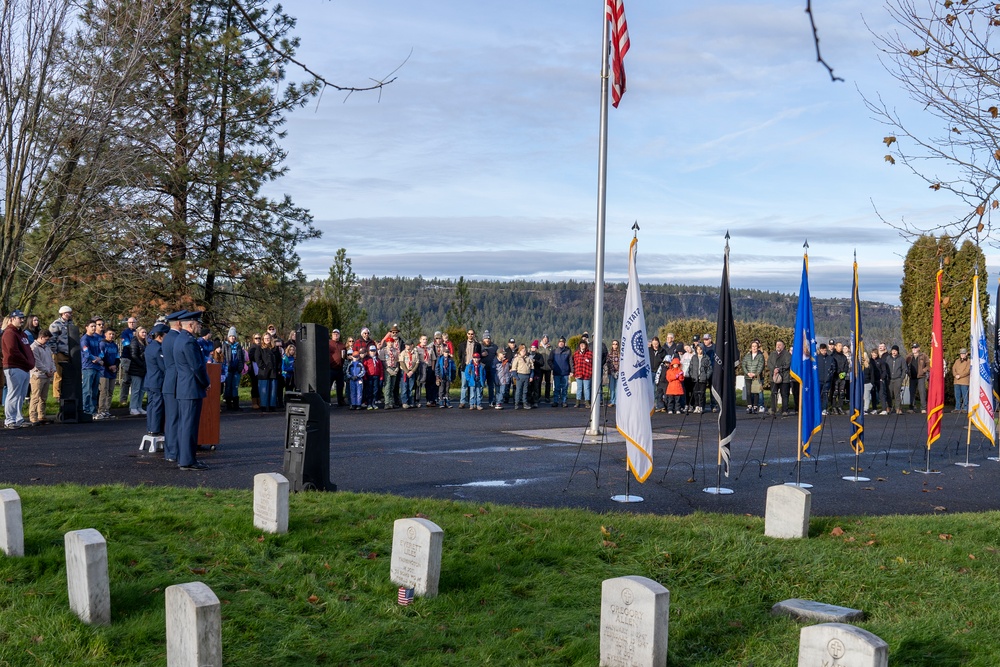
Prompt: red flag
<box><xmin>606</xmin><ymin>0</ymin><xmax>630</xmax><ymax>108</ymax></box>
<box><xmin>927</xmin><ymin>267</ymin><xmax>944</xmax><ymax>449</ymax></box>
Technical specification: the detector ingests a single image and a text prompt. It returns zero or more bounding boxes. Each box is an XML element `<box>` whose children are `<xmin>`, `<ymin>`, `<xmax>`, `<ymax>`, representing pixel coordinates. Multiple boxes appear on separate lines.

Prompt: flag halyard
<box><xmin>616</xmin><ymin>238</ymin><xmax>654</xmax><ymax>482</ymax></box>
<box><xmin>605</xmin><ymin>0</ymin><xmax>630</xmax><ymax>108</ymax></box>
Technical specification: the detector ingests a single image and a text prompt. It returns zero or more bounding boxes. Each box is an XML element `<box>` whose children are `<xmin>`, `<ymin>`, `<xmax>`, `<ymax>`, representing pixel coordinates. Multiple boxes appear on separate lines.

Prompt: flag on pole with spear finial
<box><xmin>790</xmin><ymin>242</ymin><xmax>822</xmax><ymax>458</ymax></box>
<box><xmin>711</xmin><ymin>232</ymin><xmax>738</xmax><ymax>476</ymax></box>
<box><xmin>849</xmin><ymin>252</ymin><xmax>865</xmax><ymax>455</ymax></box>
<box><xmin>968</xmin><ymin>270</ymin><xmax>995</xmax><ymax>445</ymax></box>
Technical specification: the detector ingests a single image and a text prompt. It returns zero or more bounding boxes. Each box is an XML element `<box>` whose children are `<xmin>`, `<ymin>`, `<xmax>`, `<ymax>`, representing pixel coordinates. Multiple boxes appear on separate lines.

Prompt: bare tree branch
<box><xmin>806</xmin><ymin>0</ymin><xmax>844</xmax><ymax>82</ymax></box>
<box><xmin>231</xmin><ymin>0</ymin><xmax>404</xmax><ymax>96</ymax></box>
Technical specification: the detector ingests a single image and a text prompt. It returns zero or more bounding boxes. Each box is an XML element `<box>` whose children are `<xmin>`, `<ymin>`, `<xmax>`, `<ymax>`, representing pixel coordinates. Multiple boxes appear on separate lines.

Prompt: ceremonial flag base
<box><xmin>955</xmin><ymin>462</ymin><xmax>980</xmax><ymax>468</ymax></box>
<box><xmin>914</xmin><ymin>469</ymin><xmax>941</xmax><ymax>475</ymax></box>
<box><xmin>611</xmin><ymin>494</ymin><xmax>643</xmax><ymax>503</ymax></box>
<box><xmin>988</xmin><ymin>456</ymin><xmax>1000</xmax><ymax>461</ymax></box>
<box><xmin>841</xmin><ymin>475</ymin><xmax>870</xmax><ymax>482</ymax></box>
<box><xmin>702</xmin><ymin>486</ymin><xmax>734</xmax><ymax>495</ymax></box>
<box><xmin>784</xmin><ymin>482</ymin><xmax>813</xmax><ymax>489</ymax></box>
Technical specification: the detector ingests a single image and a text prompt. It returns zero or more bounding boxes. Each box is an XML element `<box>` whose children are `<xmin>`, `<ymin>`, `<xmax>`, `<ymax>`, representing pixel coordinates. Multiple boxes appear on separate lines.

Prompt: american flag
<box><xmin>397</xmin><ymin>587</ymin><xmax>414</xmax><ymax>606</ymax></box>
<box><xmin>605</xmin><ymin>0</ymin><xmax>630</xmax><ymax>108</ymax></box>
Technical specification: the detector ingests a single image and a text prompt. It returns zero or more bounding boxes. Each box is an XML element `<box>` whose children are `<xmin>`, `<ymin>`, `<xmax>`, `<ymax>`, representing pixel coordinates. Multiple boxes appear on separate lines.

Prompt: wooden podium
<box><xmin>198</xmin><ymin>363</ymin><xmax>221</xmax><ymax>448</ymax></box>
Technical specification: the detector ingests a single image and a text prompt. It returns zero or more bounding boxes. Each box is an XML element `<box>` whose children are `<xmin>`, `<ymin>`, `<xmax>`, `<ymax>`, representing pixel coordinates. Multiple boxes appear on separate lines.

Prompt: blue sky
<box><xmin>269</xmin><ymin>0</ymin><xmax>993</xmax><ymax>305</ymax></box>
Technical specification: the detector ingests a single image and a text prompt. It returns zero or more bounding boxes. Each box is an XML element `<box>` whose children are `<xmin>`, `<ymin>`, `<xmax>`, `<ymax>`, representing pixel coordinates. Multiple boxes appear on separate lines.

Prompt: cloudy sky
<box><xmin>268</xmin><ymin>0</ymin><xmax>994</xmax><ymax>305</ymax></box>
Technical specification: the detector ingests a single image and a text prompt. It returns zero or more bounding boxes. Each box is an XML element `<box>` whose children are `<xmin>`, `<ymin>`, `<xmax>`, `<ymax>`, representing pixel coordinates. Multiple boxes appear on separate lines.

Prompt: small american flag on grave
<box><xmin>397</xmin><ymin>587</ymin><xmax>414</xmax><ymax>606</ymax></box>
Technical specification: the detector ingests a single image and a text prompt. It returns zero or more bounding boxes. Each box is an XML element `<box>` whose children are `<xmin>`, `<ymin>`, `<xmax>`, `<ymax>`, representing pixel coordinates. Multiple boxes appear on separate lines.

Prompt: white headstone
<box><xmin>799</xmin><ymin>622</ymin><xmax>888</xmax><ymax>667</ymax></box>
<box><xmin>0</xmin><ymin>488</ymin><xmax>24</xmax><ymax>557</ymax></box>
<box><xmin>600</xmin><ymin>575</ymin><xmax>670</xmax><ymax>667</ymax></box>
<box><xmin>765</xmin><ymin>484</ymin><xmax>811</xmax><ymax>539</ymax></box>
<box><xmin>166</xmin><ymin>581</ymin><xmax>222</xmax><ymax>667</ymax></box>
<box><xmin>64</xmin><ymin>528</ymin><xmax>110</xmax><ymax>625</ymax></box>
<box><xmin>253</xmin><ymin>473</ymin><xmax>289</xmax><ymax>534</ymax></box>
<box><xmin>389</xmin><ymin>517</ymin><xmax>443</xmax><ymax>598</ymax></box>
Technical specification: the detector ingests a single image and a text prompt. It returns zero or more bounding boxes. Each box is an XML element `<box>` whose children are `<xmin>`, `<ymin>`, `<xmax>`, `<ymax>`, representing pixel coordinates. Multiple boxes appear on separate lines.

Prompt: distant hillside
<box><xmin>345</xmin><ymin>277</ymin><xmax>902</xmax><ymax>345</ymax></box>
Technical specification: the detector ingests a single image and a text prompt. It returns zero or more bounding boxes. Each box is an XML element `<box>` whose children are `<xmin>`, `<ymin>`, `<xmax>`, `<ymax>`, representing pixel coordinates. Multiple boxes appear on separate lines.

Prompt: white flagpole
<box><xmin>587</xmin><ymin>2</ymin><xmax>611</xmax><ymax>437</ymax></box>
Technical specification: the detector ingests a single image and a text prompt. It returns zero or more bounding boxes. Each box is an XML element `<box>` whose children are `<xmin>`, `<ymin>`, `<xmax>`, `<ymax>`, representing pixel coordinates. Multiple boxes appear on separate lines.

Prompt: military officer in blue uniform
<box><xmin>144</xmin><ymin>322</ymin><xmax>169</xmax><ymax>436</ymax></box>
<box><xmin>160</xmin><ymin>310</ymin><xmax>187</xmax><ymax>463</ymax></box>
<box><xmin>174</xmin><ymin>310</ymin><xmax>210</xmax><ymax>470</ymax></box>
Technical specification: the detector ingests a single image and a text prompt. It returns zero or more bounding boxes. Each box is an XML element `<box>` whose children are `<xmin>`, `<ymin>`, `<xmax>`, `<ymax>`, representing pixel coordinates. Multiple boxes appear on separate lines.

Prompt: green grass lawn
<box><xmin>0</xmin><ymin>485</ymin><xmax>997</xmax><ymax>666</ymax></box>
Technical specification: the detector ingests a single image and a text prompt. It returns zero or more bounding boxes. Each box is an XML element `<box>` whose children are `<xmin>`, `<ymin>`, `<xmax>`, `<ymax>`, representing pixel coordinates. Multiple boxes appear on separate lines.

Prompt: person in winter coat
<box><xmin>511</xmin><ymin>344</ymin><xmax>533</xmax><ymax>409</ymax></box>
<box><xmin>687</xmin><ymin>343</ymin><xmax>712</xmax><ymax>413</ymax></box>
<box><xmin>606</xmin><ymin>339</ymin><xmax>621</xmax><ymax>407</ymax></box>
<box><xmin>347</xmin><ymin>349</ymin><xmax>366</xmax><ymax>410</ymax></box>
<box><xmin>664</xmin><ymin>355</ymin><xmax>686</xmax><ymax>414</ymax></box>
<box><xmin>464</xmin><ymin>352</ymin><xmax>487</xmax><ymax>410</ymax></box>
<box><xmin>399</xmin><ymin>340</ymin><xmax>420</xmax><ymax>408</ymax></box>
<box><xmin>435</xmin><ymin>351</ymin><xmax>456</xmax><ymax>408</ymax></box>
<box><xmin>222</xmin><ymin>328</ymin><xmax>247</xmax><ymax>411</ymax></box>
<box><xmin>549</xmin><ymin>336</ymin><xmax>572</xmax><ymax>407</ymax></box>
<box><xmin>864</xmin><ymin>349</ymin><xmax>882</xmax><ymax>414</ymax></box>
<box><xmin>648</xmin><ymin>337</ymin><xmax>667</xmax><ymax>394</ymax></box>
<box><xmin>493</xmin><ymin>348</ymin><xmax>511</xmax><ymax>410</ymax></box>
<box><xmin>281</xmin><ymin>344</ymin><xmax>296</xmax><ymax>395</ymax></box>
<box><xmin>29</xmin><ymin>329</ymin><xmax>55</xmax><ymax>425</ymax></box>
<box><xmin>767</xmin><ymin>340</ymin><xmax>792</xmax><ymax>416</ymax></box>
<box><xmin>144</xmin><ymin>323</ymin><xmax>168</xmax><ymax>435</ymax></box>
<box><xmin>96</xmin><ymin>328</ymin><xmax>119</xmax><ymax>420</ymax></box>
<box><xmin>252</xmin><ymin>333</ymin><xmax>279</xmax><ymax>412</ymax></box>
<box><xmin>742</xmin><ymin>340</ymin><xmax>766</xmax><ymax>414</ymax></box>
<box><xmin>952</xmin><ymin>348</ymin><xmax>971</xmax><ymax>412</ymax></box>
<box><xmin>528</xmin><ymin>340</ymin><xmax>545</xmax><ymax>407</ymax></box>
<box><xmin>362</xmin><ymin>345</ymin><xmax>384</xmax><ymax>409</ymax></box>
<box><xmin>128</xmin><ymin>327</ymin><xmax>148</xmax><ymax>415</ymax></box>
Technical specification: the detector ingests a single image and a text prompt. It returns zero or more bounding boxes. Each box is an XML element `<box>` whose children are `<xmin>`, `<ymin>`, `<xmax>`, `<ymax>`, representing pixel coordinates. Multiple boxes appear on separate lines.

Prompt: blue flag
<box><xmin>849</xmin><ymin>258</ymin><xmax>865</xmax><ymax>455</ymax></box>
<box><xmin>789</xmin><ymin>254</ymin><xmax>822</xmax><ymax>458</ymax></box>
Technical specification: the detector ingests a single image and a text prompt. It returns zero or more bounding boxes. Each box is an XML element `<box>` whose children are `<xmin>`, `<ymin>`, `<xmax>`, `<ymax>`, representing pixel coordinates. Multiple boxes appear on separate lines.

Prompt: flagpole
<box><xmin>844</xmin><ymin>250</ymin><xmax>870</xmax><ymax>482</ymax></box>
<box><xmin>918</xmin><ymin>257</ymin><xmax>944</xmax><ymax>475</ymax></box>
<box><xmin>704</xmin><ymin>231</ymin><xmax>734</xmax><ymax>495</ymax></box>
<box><xmin>958</xmin><ymin>267</ymin><xmax>982</xmax><ymax>467</ymax></box>
<box><xmin>587</xmin><ymin>2</ymin><xmax>611</xmax><ymax>438</ymax></box>
<box><xmin>787</xmin><ymin>241</ymin><xmax>812</xmax><ymax>488</ymax></box>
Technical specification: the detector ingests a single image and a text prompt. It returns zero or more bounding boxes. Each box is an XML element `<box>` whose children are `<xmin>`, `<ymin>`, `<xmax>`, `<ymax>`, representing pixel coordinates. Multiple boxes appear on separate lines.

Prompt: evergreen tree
<box><xmin>900</xmin><ymin>235</ymin><xmax>988</xmax><ymax>378</ymax></box>
<box><xmin>445</xmin><ymin>276</ymin><xmax>477</xmax><ymax>330</ymax></box>
<box><xmin>323</xmin><ymin>248</ymin><xmax>367</xmax><ymax>334</ymax></box>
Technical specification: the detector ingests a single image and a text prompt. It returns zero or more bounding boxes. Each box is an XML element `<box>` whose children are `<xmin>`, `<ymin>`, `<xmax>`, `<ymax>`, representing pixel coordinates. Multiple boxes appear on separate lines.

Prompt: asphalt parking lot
<box><xmin>1</xmin><ymin>402</ymin><xmax>996</xmax><ymax>516</ymax></box>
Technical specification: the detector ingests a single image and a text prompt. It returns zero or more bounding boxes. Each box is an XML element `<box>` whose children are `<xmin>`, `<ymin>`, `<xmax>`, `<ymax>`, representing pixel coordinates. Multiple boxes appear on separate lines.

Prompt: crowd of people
<box><xmin>1</xmin><ymin>306</ymin><xmax>973</xmax><ymax>434</ymax></box>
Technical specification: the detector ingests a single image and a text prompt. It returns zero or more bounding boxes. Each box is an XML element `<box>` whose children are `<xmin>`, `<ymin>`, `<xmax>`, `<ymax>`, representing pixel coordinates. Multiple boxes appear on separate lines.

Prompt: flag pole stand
<box><xmin>611</xmin><ymin>465</ymin><xmax>643</xmax><ymax>503</ymax></box>
<box><xmin>785</xmin><ymin>402</ymin><xmax>813</xmax><ymax>488</ymax></box>
<box><xmin>915</xmin><ymin>446</ymin><xmax>941</xmax><ymax>474</ymax></box>
<box><xmin>842</xmin><ymin>450</ymin><xmax>870</xmax><ymax>482</ymax></box>
<box><xmin>703</xmin><ymin>463</ymin><xmax>733</xmax><ymax>495</ymax></box>
<box><xmin>956</xmin><ymin>418</ymin><xmax>980</xmax><ymax>467</ymax></box>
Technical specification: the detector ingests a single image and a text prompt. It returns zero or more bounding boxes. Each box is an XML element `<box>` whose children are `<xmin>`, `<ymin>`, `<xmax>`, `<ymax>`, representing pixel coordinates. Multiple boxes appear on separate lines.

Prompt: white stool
<box><xmin>139</xmin><ymin>434</ymin><xmax>164</xmax><ymax>453</ymax></box>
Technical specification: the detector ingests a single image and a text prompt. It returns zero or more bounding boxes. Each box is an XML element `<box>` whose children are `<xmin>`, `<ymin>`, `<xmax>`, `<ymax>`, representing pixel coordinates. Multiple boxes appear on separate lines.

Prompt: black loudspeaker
<box><xmin>296</xmin><ymin>323</ymin><xmax>330</xmax><ymax>402</ymax></box>
<box><xmin>57</xmin><ymin>323</ymin><xmax>90</xmax><ymax>423</ymax></box>
<box><xmin>282</xmin><ymin>392</ymin><xmax>334</xmax><ymax>492</ymax></box>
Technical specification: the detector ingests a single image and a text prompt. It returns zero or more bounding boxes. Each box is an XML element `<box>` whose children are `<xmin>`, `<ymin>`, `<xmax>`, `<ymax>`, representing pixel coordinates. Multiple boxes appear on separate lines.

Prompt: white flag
<box><xmin>969</xmin><ymin>274</ymin><xmax>995</xmax><ymax>445</ymax></box>
<box><xmin>616</xmin><ymin>238</ymin><xmax>654</xmax><ymax>482</ymax></box>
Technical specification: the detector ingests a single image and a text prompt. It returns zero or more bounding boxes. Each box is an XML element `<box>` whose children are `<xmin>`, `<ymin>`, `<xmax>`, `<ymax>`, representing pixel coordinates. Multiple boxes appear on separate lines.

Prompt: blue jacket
<box><xmin>161</xmin><ymin>328</ymin><xmax>180</xmax><ymax>395</ymax></box>
<box><xmin>80</xmin><ymin>333</ymin><xmax>103</xmax><ymax>371</ymax></box>
<box><xmin>347</xmin><ymin>359</ymin><xmax>366</xmax><ymax>382</ymax></box>
<box><xmin>550</xmin><ymin>346</ymin><xmax>572</xmax><ymax>376</ymax></box>
<box><xmin>464</xmin><ymin>361</ymin><xmax>486</xmax><ymax>387</ymax></box>
<box><xmin>198</xmin><ymin>336</ymin><xmax>214</xmax><ymax>363</ymax></box>
<box><xmin>436</xmin><ymin>356</ymin><xmax>456</xmax><ymax>382</ymax></box>
<box><xmin>144</xmin><ymin>339</ymin><xmax>165</xmax><ymax>392</ymax></box>
<box><xmin>100</xmin><ymin>339</ymin><xmax>119</xmax><ymax>379</ymax></box>
<box><xmin>120</xmin><ymin>327</ymin><xmax>136</xmax><ymax>359</ymax></box>
<box><xmin>174</xmin><ymin>330</ymin><xmax>210</xmax><ymax>400</ymax></box>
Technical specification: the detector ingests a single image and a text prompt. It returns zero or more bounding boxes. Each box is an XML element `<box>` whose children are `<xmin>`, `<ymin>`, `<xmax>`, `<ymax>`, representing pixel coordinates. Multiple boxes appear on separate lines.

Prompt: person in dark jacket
<box><xmin>456</xmin><ymin>329</ymin><xmax>482</xmax><ymax>408</ymax></box>
<box><xmin>161</xmin><ymin>312</ymin><xmax>185</xmax><ymax>461</ymax></box>
<box><xmin>3</xmin><ymin>310</ymin><xmax>35</xmax><ymax>428</ymax></box>
<box><xmin>222</xmin><ymin>327</ymin><xmax>247</xmax><ymax>411</ymax></box>
<box><xmin>827</xmin><ymin>341</ymin><xmax>849</xmax><ymax>414</ymax></box>
<box><xmin>549</xmin><ymin>336</ymin><xmax>572</xmax><ymax>407</ymax></box>
<box><xmin>128</xmin><ymin>326</ymin><xmax>148</xmax><ymax>415</ymax></box>
<box><xmin>144</xmin><ymin>323</ymin><xmax>168</xmax><ymax>435</ymax></box>
<box><xmin>174</xmin><ymin>312</ymin><xmax>210</xmax><ymax>470</ymax></box>
<box><xmin>817</xmin><ymin>343</ymin><xmax>834</xmax><ymax>416</ymax></box>
<box><xmin>252</xmin><ymin>333</ymin><xmax>279</xmax><ymax>412</ymax></box>
<box><xmin>768</xmin><ymin>340</ymin><xmax>792</xmax><ymax>416</ymax></box>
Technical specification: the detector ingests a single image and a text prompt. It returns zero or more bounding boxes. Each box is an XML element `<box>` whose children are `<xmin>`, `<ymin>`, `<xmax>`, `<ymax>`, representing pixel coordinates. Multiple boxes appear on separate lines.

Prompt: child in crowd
<box><xmin>363</xmin><ymin>345</ymin><xmax>384</xmax><ymax>409</ymax></box>
<box><xmin>465</xmin><ymin>352</ymin><xmax>486</xmax><ymax>410</ymax></box>
<box><xmin>435</xmin><ymin>351</ymin><xmax>456</xmax><ymax>408</ymax></box>
<box><xmin>493</xmin><ymin>348</ymin><xmax>511</xmax><ymax>410</ymax></box>
<box><xmin>96</xmin><ymin>328</ymin><xmax>118</xmax><ymax>420</ymax></box>
<box><xmin>281</xmin><ymin>344</ymin><xmax>296</xmax><ymax>393</ymax></box>
<box><xmin>665</xmin><ymin>354</ymin><xmax>685</xmax><ymax>414</ymax></box>
<box><xmin>347</xmin><ymin>350</ymin><xmax>366</xmax><ymax>410</ymax></box>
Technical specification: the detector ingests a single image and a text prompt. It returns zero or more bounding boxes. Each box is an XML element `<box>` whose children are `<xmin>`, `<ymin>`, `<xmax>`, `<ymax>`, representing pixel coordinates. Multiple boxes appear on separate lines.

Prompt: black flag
<box><xmin>711</xmin><ymin>239</ymin><xmax>739</xmax><ymax>476</ymax></box>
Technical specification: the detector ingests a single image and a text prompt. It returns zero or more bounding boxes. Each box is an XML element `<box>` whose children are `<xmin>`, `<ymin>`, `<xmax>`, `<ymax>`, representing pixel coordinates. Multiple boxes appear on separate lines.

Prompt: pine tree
<box><xmin>323</xmin><ymin>248</ymin><xmax>367</xmax><ymax>334</ymax></box>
